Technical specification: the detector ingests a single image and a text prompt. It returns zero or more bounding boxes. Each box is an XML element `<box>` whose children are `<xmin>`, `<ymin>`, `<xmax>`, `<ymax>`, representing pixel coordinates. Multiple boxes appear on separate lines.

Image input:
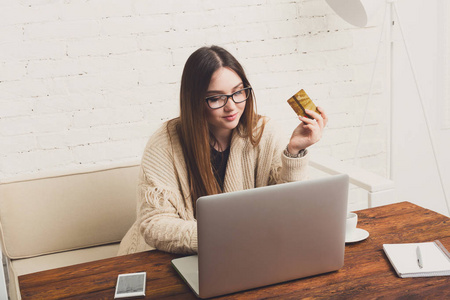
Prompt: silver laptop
<box><xmin>172</xmin><ymin>174</ymin><xmax>349</xmax><ymax>299</ymax></box>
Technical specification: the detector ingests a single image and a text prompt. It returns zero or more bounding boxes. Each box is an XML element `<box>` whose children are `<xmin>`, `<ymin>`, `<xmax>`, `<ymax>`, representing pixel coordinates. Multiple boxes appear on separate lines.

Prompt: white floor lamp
<box><xmin>325</xmin><ymin>0</ymin><xmax>450</xmax><ymax>215</ymax></box>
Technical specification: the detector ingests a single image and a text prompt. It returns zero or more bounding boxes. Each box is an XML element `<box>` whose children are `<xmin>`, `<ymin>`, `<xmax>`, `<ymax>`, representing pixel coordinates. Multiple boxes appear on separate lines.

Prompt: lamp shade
<box><xmin>325</xmin><ymin>0</ymin><xmax>382</xmax><ymax>27</ymax></box>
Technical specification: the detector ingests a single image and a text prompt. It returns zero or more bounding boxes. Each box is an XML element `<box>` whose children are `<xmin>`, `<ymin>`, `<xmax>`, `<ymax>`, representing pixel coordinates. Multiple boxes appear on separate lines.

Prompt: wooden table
<box><xmin>19</xmin><ymin>202</ymin><xmax>450</xmax><ymax>299</ymax></box>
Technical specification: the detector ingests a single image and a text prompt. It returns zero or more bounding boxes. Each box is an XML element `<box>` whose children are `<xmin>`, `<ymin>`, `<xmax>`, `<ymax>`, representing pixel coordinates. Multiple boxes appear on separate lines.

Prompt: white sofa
<box><xmin>0</xmin><ymin>156</ymin><xmax>395</xmax><ymax>300</ymax></box>
<box><xmin>0</xmin><ymin>162</ymin><xmax>144</xmax><ymax>300</ymax></box>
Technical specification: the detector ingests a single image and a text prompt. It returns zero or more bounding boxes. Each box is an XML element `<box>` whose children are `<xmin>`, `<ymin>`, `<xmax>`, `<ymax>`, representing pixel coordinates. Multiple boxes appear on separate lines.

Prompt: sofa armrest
<box><xmin>0</xmin><ymin>250</ymin><xmax>8</xmax><ymax>300</ymax></box>
<box><xmin>309</xmin><ymin>153</ymin><xmax>396</xmax><ymax>207</ymax></box>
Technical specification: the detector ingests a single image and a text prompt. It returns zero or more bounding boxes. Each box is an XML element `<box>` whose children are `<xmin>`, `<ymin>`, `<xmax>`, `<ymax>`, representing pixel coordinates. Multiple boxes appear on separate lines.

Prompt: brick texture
<box><xmin>0</xmin><ymin>0</ymin><xmax>388</xmax><ymax>209</ymax></box>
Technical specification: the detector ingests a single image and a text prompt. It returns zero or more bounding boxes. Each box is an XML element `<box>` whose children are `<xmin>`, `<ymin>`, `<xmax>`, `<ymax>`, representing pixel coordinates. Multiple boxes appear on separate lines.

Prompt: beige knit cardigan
<box><xmin>117</xmin><ymin>117</ymin><xmax>309</xmax><ymax>255</ymax></box>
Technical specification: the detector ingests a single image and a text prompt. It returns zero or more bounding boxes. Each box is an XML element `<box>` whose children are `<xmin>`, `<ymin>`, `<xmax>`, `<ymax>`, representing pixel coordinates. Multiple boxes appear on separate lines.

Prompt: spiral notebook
<box><xmin>383</xmin><ymin>240</ymin><xmax>450</xmax><ymax>278</ymax></box>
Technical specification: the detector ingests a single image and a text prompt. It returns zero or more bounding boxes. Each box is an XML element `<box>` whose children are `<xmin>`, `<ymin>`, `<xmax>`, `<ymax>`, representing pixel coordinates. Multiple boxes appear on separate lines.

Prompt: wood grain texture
<box><xmin>19</xmin><ymin>202</ymin><xmax>450</xmax><ymax>299</ymax></box>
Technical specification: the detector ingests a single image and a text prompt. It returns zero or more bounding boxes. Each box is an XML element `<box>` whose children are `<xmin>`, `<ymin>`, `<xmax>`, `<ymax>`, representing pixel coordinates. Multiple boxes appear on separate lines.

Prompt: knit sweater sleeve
<box><xmin>137</xmin><ymin>177</ymin><xmax>197</xmax><ymax>254</ymax></box>
<box><xmin>137</xmin><ymin>124</ymin><xmax>198</xmax><ymax>255</ymax></box>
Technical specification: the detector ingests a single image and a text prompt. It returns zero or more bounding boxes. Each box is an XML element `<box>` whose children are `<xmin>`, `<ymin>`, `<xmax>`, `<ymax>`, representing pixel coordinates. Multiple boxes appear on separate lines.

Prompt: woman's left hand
<box><xmin>287</xmin><ymin>107</ymin><xmax>328</xmax><ymax>154</ymax></box>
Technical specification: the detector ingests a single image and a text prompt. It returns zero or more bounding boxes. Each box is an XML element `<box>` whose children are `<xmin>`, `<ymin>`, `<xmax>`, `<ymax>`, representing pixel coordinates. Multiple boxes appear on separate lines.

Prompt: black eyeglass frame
<box><xmin>205</xmin><ymin>87</ymin><xmax>253</xmax><ymax>109</ymax></box>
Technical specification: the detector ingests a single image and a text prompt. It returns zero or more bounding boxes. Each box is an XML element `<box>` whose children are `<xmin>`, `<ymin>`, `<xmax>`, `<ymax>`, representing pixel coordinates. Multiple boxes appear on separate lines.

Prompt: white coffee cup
<box><xmin>346</xmin><ymin>212</ymin><xmax>358</xmax><ymax>238</ymax></box>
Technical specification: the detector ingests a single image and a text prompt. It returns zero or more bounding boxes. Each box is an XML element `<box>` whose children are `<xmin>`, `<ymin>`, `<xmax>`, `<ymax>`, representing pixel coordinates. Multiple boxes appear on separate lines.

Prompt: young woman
<box><xmin>118</xmin><ymin>46</ymin><xmax>327</xmax><ymax>255</ymax></box>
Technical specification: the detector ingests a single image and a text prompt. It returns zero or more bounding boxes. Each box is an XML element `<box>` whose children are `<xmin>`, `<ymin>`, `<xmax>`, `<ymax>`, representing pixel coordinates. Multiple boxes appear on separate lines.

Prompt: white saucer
<box><xmin>345</xmin><ymin>228</ymin><xmax>369</xmax><ymax>243</ymax></box>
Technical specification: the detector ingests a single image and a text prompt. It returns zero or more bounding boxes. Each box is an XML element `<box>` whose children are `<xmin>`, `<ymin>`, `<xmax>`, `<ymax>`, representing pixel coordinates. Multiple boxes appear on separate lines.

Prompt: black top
<box><xmin>210</xmin><ymin>146</ymin><xmax>230</xmax><ymax>191</ymax></box>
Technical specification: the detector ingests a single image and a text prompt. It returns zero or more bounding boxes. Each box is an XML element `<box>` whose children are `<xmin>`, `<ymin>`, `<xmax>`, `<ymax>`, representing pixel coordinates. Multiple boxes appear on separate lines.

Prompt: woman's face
<box><xmin>205</xmin><ymin>67</ymin><xmax>246</xmax><ymax>137</ymax></box>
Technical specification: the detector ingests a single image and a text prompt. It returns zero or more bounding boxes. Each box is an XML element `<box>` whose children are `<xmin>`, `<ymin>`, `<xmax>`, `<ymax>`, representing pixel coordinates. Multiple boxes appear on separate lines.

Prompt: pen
<box><xmin>416</xmin><ymin>246</ymin><xmax>423</xmax><ymax>269</ymax></box>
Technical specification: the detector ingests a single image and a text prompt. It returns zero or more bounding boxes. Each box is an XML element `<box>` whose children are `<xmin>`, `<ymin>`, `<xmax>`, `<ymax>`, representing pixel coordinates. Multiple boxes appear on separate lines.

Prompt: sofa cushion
<box><xmin>11</xmin><ymin>243</ymin><xmax>120</xmax><ymax>277</ymax></box>
<box><xmin>0</xmin><ymin>165</ymin><xmax>139</xmax><ymax>259</ymax></box>
<box><xmin>8</xmin><ymin>243</ymin><xmax>122</xmax><ymax>300</ymax></box>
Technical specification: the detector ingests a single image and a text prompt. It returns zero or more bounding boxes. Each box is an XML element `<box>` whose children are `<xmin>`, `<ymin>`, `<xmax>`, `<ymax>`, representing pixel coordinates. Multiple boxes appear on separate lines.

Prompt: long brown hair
<box><xmin>177</xmin><ymin>45</ymin><xmax>265</xmax><ymax>204</ymax></box>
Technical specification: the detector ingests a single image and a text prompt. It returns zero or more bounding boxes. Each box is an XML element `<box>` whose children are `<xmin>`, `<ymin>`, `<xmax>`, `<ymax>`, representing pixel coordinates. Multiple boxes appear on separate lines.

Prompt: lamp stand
<box><xmin>353</xmin><ymin>0</ymin><xmax>450</xmax><ymax>215</ymax></box>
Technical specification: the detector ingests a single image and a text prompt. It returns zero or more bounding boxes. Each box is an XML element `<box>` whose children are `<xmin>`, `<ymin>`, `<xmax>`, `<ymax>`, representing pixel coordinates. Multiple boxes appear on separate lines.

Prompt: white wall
<box><xmin>389</xmin><ymin>0</ymin><xmax>450</xmax><ymax>216</ymax></box>
<box><xmin>321</xmin><ymin>0</ymin><xmax>450</xmax><ymax>216</ymax></box>
<box><xmin>2</xmin><ymin>0</ymin><xmax>448</xmax><ymax>215</ymax></box>
<box><xmin>0</xmin><ymin>0</ymin><xmax>387</xmax><ymax>211</ymax></box>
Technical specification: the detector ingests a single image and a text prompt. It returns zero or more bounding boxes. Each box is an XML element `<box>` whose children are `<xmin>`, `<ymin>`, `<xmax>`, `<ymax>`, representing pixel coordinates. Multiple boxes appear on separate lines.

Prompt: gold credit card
<box><xmin>287</xmin><ymin>89</ymin><xmax>320</xmax><ymax>119</ymax></box>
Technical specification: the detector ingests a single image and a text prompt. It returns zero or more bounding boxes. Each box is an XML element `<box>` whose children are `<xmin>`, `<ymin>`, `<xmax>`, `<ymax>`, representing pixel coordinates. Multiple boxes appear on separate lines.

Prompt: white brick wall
<box><xmin>0</xmin><ymin>0</ymin><xmax>388</xmax><ymax>202</ymax></box>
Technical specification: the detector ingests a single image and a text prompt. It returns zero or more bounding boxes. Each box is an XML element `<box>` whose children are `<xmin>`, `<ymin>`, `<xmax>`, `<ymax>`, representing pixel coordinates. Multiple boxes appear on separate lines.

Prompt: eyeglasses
<box><xmin>205</xmin><ymin>87</ymin><xmax>252</xmax><ymax>109</ymax></box>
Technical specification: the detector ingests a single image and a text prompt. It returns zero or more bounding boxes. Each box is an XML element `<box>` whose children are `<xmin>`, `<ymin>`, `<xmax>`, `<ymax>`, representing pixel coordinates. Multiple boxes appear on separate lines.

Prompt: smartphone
<box><xmin>114</xmin><ymin>272</ymin><xmax>146</xmax><ymax>299</ymax></box>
